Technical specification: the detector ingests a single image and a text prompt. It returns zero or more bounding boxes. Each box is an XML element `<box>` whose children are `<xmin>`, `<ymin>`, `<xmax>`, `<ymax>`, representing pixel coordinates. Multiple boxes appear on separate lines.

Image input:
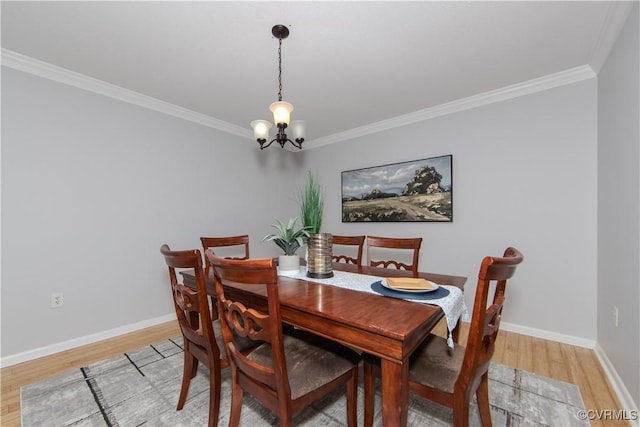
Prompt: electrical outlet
<box><xmin>613</xmin><ymin>305</ymin><xmax>619</xmax><ymax>328</ymax></box>
<box><xmin>51</xmin><ymin>292</ymin><xmax>64</xmax><ymax>308</ymax></box>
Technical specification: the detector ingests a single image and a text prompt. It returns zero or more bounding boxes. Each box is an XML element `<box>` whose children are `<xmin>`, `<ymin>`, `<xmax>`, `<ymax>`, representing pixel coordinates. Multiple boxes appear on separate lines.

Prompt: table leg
<box><xmin>452</xmin><ymin>317</ymin><xmax>461</xmax><ymax>343</ymax></box>
<box><xmin>380</xmin><ymin>358</ymin><xmax>409</xmax><ymax>427</ymax></box>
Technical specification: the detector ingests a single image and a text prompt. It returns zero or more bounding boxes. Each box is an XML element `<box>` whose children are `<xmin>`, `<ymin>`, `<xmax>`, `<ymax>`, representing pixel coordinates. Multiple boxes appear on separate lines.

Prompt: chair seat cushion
<box><xmin>213</xmin><ymin>319</ymin><xmax>256</xmax><ymax>354</ymax></box>
<box><xmin>247</xmin><ymin>331</ymin><xmax>360</xmax><ymax>400</ymax></box>
<box><xmin>409</xmin><ymin>334</ymin><xmax>465</xmax><ymax>394</ymax></box>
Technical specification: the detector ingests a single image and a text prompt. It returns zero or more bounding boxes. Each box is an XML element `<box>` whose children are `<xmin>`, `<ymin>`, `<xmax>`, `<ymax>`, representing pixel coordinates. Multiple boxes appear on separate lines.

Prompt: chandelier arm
<box><xmin>258</xmin><ymin>138</ymin><xmax>275</xmax><ymax>150</ymax></box>
<box><xmin>262</xmin><ymin>138</ymin><xmax>304</xmax><ymax>150</ymax></box>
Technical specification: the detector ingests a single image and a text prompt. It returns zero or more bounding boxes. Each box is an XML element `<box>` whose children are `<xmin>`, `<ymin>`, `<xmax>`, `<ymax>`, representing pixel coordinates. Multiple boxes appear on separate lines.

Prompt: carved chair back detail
<box><xmin>366</xmin><ymin>235</ymin><xmax>423</xmax><ymax>274</ymax></box>
<box><xmin>331</xmin><ymin>235</ymin><xmax>365</xmax><ymax>265</ymax></box>
<box><xmin>200</xmin><ymin>235</ymin><xmax>250</xmax><ymax>274</ymax></box>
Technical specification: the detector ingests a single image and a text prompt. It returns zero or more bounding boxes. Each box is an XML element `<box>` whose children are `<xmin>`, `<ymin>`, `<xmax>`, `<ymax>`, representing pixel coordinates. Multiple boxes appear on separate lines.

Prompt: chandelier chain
<box><xmin>277</xmin><ymin>38</ymin><xmax>283</xmax><ymax>101</ymax></box>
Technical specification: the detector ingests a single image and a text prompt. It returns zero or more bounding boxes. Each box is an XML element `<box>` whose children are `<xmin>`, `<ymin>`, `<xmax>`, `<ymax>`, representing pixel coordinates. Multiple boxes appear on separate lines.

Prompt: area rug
<box><xmin>21</xmin><ymin>336</ymin><xmax>588</xmax><ymax>426</ymax></box>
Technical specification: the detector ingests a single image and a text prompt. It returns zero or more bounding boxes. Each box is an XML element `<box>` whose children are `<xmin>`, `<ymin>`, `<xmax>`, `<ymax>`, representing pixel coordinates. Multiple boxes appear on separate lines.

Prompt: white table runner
<box><xmin>278</xmin><ymin>267</ymin><xmax>468</xmax><ymax>347</ymax></box>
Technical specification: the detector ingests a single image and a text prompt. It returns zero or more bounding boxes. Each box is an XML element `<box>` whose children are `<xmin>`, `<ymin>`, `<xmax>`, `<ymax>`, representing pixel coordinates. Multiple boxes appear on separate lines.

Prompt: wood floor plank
<box><xmin>501</xmin><ymin>329</ymin><xmax>520</xmax><ymax>368</ymax></box>
<box><xmin>546</xmin><ymin>338</ymin><xmax>570</xmax><ymax>382</ymax></box>
<box><xmin>492</xmin><ymin>329</ymin><xmax>507</xmax><ymax>362</ymax></box>
<box><xmin>575</xmin><ymin>346</ymin><xmax>627</xmax><ymax>426</ymax></box>
<box><xmin>516</xmin><ymin>329</ymin><xmax>534</xmax><ymax>372</ymax></box>
<box><xmin>530</xmin><ymin>336</ymin><xmax>551</xmax><ymax>378</ymax></box>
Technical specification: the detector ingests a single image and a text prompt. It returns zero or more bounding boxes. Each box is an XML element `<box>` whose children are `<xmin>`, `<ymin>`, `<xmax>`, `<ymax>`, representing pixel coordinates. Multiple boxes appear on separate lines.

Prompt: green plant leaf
<box><xmin>298</xmin><ymin>171</ymin><xmax>324</xmax><ymax>234</ymax></box>
<box><xmin>262</xmin><ymin>217</ymin><xmax>311</xmax><ymax>255</ymax></box>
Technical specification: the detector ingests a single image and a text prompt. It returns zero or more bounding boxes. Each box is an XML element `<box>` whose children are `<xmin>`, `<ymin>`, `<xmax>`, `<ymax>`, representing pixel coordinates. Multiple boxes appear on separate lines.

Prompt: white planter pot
<box><xmin>278</xmin><ymin>255</ymin><xmax>300</xmax><ymax>273</ymax></box>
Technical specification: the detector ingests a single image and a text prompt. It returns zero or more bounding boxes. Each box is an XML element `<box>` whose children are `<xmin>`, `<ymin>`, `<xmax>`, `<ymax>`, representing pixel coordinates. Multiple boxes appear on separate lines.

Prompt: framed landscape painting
<box><xmin>341</xmin><ymin>155</ymin><xmax>453</xmax><ymax>222</ymax></box>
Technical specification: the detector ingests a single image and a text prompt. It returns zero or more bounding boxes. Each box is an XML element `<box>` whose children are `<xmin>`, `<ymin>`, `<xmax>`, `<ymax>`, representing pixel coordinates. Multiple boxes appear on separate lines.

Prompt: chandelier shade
<box><xmin>251</xmin><ymin>25</ymin><xmax>305</xmax><ymax>150</ymax></box>
<box><xmin>269</xmin><ymin>101</ymin><xmax>293</xmax><ymax>125</ymax></box>
<box><xmin>290</xmin><ymin>120</ymin><xmax>306</xmax><ymax>141</ymax></box>
<box><xmin>250</xmin><ymin>120</ymin><xmax>272</xmax><ymax>141</ymax></box>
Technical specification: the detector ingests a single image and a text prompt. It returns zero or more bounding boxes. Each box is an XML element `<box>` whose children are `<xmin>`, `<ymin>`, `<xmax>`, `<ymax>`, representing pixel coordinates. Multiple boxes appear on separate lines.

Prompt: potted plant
<box><xmin>263</xmin><ymin>217</ymin><xmax>311</xmax><ymax>272</ymax></box>
<box><xmin>298</xmin><ymin>171</ymin><xmax>333</xmax><ymax>278</ymax></box>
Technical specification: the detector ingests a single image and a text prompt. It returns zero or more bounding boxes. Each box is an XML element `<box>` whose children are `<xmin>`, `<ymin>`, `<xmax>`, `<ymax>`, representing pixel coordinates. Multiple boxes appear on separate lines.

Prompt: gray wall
<box><xmin>310</xmin><ymin>79</ymin><xmax>598</xmax><ymax>341</ymax></box>
<box><xmin>1</xmin><ymin>67</ymin><xmax>309</xmax><ymax>358</ymax></box>
<box><xmin>1</xmin><ymin>66</ymin><xmax>599</xmax><ymax>357</ymax></box>
<box><xmin>597</xmin><ymin>3</ymin><xmax>639</xmax><ymax>408</ymax></box>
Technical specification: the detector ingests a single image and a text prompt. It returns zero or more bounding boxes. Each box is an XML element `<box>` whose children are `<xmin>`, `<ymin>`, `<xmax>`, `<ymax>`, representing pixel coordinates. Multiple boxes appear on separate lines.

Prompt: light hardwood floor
<box><xmin>1</xmin><ymin>320</ymin><xmax>627</xmax><ymax>426</ymax></box>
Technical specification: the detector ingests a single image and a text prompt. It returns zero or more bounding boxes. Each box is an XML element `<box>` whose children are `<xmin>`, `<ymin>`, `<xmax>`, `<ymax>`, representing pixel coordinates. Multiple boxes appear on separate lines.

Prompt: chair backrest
<box><xmin>458</xmin><ymin>247</ymin><xmax>524</xmax><ymax>391</ymax></box>
<box><xmin>332</xmin><ymin>235</ymin><xmax>365</xmax><ymax>265</ymax></box>
<box><xmin>206</xmin><ymin>251</ymin><xmax>292</xmax><ymax>401</ymax></box>
<box><xmin>201</xmin><ymin>235</ymin><xmax>250</xmax><ymax>273</ymax></box>
<box><xmin>160</xmin><ymin>244</ymin><xmax>221</xmax><ymax>361</ymax></box>
<box><xmin>366</xmin><ymin>236</ymin><xmax>423</xmax><ymax>274</ymax></box>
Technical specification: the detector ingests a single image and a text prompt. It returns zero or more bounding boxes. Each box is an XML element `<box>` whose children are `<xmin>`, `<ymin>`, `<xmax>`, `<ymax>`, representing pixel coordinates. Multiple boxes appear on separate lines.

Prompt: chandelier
<box><xmin>250</xmin><ymin>25</ymin><xmax>305</xmax><ymax>150</ymax></box>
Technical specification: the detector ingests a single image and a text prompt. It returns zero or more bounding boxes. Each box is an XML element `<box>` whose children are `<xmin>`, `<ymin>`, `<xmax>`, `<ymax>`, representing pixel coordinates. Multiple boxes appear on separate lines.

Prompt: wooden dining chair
<box><xmin>206</xmin><ymin>251</ymin><xmax>361</xmax><ymax>427</ymax></box>
<box><xmin>160</xmin><ymin>244</ymin><xmax>256</xmax><ymax>427</ymax></box>
<box><xmin>200</xmin><ymin>235</ymin><xmax>250</xmax><ymax>274</ymax></box>
<box><xmin>366</xmin><ymin>235</ymin><xmax>423</xmax><ymax>274</ymax></box>
<box><xmin>363</xmin><ymin>247</ymin><xmax>524</xmax><ymax>427</ymax></box>
<box><xmin>331</xmin><ymin>235</ymin><xmax>365</xmax><ymax>265</ymax></box>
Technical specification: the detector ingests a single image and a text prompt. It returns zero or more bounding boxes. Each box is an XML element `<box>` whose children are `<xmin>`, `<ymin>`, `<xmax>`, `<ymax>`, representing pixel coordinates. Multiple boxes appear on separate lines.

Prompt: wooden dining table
<box><xmin>181</xmin><ymin>261</ymin><xmax>466</xmax><ymax>427</ymax></box>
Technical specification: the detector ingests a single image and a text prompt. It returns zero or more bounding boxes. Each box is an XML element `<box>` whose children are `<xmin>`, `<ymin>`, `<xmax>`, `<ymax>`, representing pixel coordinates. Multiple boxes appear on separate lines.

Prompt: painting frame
<box><xmin>341</xmin><ymin>154</ymin><xmax>453</xmax><ymax>223</ymax></box>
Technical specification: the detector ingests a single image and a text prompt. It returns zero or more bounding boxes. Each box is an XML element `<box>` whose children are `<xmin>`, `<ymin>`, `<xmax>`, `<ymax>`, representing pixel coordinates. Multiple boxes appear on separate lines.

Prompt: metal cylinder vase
<box><xmin>306</xmin><ymin>233</ymin><xmax>334</xmax><ymax>278</ymax></box>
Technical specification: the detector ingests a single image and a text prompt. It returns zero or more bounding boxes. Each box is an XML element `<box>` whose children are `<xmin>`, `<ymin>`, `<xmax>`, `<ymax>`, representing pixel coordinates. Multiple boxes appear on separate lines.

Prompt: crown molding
<box><xmin>305</xmin><ymin>65</ymin><xmax>596</xmax><ymax>149</ymax></box>
<box><xmin>1</xmin><ymin>49</ymin><xmax>253</xmax><ymax>140</ymax></box>
<box><xmin>589</xmin><ymin>1</ymin><xmax>636</xmax><ymax>74</ymax></box>
<box><xmin>3</xmin><ymin>49</ymin><xmax>596</xmax><ymax>150</ymax></box>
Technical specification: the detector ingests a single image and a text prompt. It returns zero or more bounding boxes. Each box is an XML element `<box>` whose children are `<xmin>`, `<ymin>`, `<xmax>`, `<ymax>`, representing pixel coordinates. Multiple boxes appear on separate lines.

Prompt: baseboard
<box><xmin>499</xmin><ymin>321</ymin><xmax>597</xmax><ymax>349</ymax></box>
<box><xmin>0</xmin><ymin>314</ymin><xmax>176</xmax><ymax>368</ymax></box>
<box><xmin>1</xmin><ymin>316</ymin><xmax>597</xmax><ymax>366</ymax></box>
<box><xmin>594</xmin><ymin>343</ymin><xmax>640</xmax><ymax>426</ymax></box>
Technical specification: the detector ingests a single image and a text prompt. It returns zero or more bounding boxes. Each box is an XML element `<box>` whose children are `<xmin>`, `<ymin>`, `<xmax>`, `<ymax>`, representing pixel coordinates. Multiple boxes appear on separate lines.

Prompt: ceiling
<box><xmin>0</xmin><ymin>1</ymin><xmax>627</xmax><ymax>149</ymax></box>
